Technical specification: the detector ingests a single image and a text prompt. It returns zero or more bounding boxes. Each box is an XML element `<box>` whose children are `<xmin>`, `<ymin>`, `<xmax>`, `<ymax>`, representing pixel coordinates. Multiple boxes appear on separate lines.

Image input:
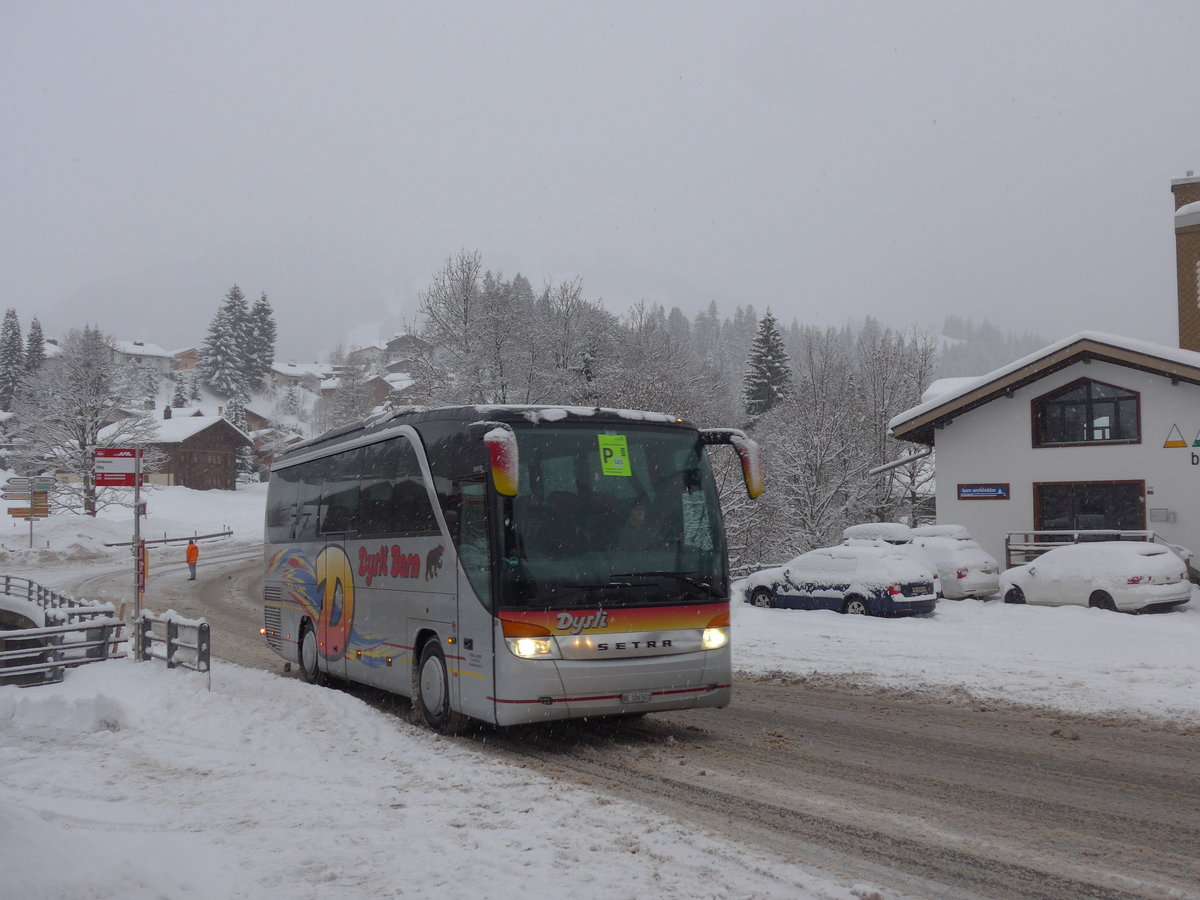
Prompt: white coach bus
<box><xmin>262</xmin><ymin>405</ymin><xmax>762</xmax><ymax>732</ymax></box>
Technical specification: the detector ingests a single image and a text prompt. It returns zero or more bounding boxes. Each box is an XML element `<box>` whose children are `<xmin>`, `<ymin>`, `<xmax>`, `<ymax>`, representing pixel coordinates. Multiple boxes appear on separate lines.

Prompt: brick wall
<box><xmin>1172</xmin><ymin>175</ymin><xmax>1200</xmax><ymax>351</ymax></box>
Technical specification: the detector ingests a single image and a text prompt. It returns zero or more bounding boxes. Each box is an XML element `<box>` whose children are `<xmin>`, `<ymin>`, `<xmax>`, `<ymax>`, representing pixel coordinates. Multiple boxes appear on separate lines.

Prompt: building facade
<box><xmin>890</xmin><ymin>334</ymin><xmax>1200</xmax><ymax>567</ymax></box>
<box><xmin>146</xmin><ymin>417</ymin><xmax>253</xmax><ymax>491</ymax></box>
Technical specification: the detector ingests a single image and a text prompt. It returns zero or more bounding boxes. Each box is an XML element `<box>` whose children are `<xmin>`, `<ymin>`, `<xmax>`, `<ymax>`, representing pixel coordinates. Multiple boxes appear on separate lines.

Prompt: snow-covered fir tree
<box><xmin>198</xmin><ymin>286</ymin><xmax>248</xmax><ymax>397</ymax></box>
<box><xmin>742</xmin><ymin>309</ymin><xmax>793</xmax><ymax>418</ymax></box>
<box><xmin>0</xmin><ymin>308</ymin><xmax>24</xmax><ymax>409</ymax></box>
<box><xmin>279</xmin><ymin>382</ymin><xmax>302</xmax><ymax>417</ymax></box>
<box><xmin>248</xmin><ymin>292</ymin><xmax>277</xmax><ymax>386</ymax></box>
<box><xmin>171</xmin><ymin>373</ymin><xmax>188</xmax><ymax>408</ymax></box>
<box><xmin>223</xmin><ymin>393</ymin><xmax>259</xmax><ymax>481</ymax></box>
<box><xmin>24</xmin><ymin>317</ymin><xmax>46</xmax><ymax>373</ymax></box>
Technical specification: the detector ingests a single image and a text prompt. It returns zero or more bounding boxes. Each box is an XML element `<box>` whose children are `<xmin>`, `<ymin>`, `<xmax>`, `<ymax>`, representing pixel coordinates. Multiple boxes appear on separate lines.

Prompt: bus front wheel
<box><xmin>298</xmin><ymin>623</ymin><xmax>324</xmax><ymax>686</ymax></box>
<box><xmin>416</xmin><ymin>641</ymin><xmax>469</xmax><ymax>735</ymax></box>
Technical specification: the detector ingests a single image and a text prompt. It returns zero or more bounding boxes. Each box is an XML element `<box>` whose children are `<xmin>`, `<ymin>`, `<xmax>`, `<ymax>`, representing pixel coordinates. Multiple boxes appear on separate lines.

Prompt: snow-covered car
<box><xmin>911</xmin><ymin>523</ymin><xmax>972</xmax><ymax>541</ymax></box>
<box><xmin>911</xmin><ymin>526</ymin><xmax>1001</xmax><ymax>599</ymax></box>
<box><xmin>842</xmin><ymin>522</ymin><xmax>943</xmax><ymax>597</ymax></box>
<box><xmin>1000</xmin><ymin>541</ymin><xmax>1192</xmax><ymax>613</ymax></box>
<box><xmin>743</xmin><ymin>544</ymin><xmax>938</xmax><ymax>616</ymax></box>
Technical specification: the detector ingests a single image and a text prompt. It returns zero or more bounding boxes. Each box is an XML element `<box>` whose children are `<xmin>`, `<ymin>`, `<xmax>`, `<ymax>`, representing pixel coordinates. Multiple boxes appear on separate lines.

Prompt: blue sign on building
<box><xmin>957</xmin><ymin>483</ymin><xmax>1010</xmax><ymax>500</ymax></box>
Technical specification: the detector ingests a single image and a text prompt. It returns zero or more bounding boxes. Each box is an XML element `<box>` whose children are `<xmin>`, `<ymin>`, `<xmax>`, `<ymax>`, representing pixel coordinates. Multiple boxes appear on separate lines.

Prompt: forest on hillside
<box><xmin>397</xmin><ymin>251</ymin><xmax>1045</xmax><ymax>566</ymax></box>
<box><xmin>0</xmin><ymin>254</ymin><xmax>1044</xmax><ymax>566</ymax></box>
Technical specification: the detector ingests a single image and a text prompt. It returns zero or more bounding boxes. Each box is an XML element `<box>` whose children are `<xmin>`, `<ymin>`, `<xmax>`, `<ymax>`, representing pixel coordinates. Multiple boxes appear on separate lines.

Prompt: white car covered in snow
<box><xmin>1000</xmin><ymin>541</ymin><xmax>1192</xmax><ymax>613</ymax></box>
<box><xmin>911</xmin><ymin>524</ymin><xmax>1001</xmax><ymax>599</ymax></box>
<box><xmin>842</xmin><ymin>522</ymin><xmax>943</xmax><ymax>597</ymax></box>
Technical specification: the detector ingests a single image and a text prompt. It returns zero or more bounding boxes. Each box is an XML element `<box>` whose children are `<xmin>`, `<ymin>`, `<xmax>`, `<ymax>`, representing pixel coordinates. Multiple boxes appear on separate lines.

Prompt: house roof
<box><xmin>99</xmin><ymin>415</ymin><xmax>252</xmax><ymax>446</ymax></box>
<box><xmin>272</xmin><ymin>361</ymin><xmax>335</xmax><ymax>378</ymax></box>
<box><xmin>113</xmin><ymin>340</ymin><xmax>174</xmax><ymax>359</ymax></box>
<box><xmin>890</xmin><ymin>331</ymin><xmax>1200</xmax><ymax>445</ymax></box>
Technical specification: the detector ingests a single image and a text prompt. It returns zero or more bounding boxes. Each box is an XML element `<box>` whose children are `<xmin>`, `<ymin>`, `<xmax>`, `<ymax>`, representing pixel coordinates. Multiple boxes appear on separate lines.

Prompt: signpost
<box><xmin>95</xmin><ymin>448</ymin><xmax>145</xmax><ymax>616</ymax></box>
<box><xmin>4</xmin><ymin>475</ymin><xmax>55</xmax><ymax>546</ymax></box>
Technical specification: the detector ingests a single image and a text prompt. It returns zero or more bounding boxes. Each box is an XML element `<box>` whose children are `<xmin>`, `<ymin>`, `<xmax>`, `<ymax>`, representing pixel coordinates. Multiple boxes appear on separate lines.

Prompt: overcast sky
<box><xmin>3</xmin><ymin>1</ymin><xmax>1198</xmax><ymax>362</ymax></box>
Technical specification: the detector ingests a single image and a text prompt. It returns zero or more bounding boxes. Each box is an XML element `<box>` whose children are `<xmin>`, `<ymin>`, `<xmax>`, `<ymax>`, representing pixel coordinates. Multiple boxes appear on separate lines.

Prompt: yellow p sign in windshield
<box><xmin>598</xmin><ymin>434</ymin><xmax>631</xmax><ymax>476</ymax></box>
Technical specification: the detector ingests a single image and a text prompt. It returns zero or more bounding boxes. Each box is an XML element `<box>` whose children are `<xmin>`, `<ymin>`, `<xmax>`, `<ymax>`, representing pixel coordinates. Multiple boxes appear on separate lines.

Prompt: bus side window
<box><xmin>359</xmin><ymin>439</ymin><xmax>401</xmax><ymax>535</ymax></box>
<box><xmin>266</xmin><ymin>465</ymin><xmax>301</xmax><ymax>542</ymax></box>
<box><xmin>458</xmin><ymin>479</ymin><xmax>490</xmax><ymax>605</ymax></box>
<box><xmin>394</xmin><ymin>437</ymin><xmax>439</xmax><ymax>535</ymax></box>
<box><xmin>320</xmin><ymin>447</ymin><xmax>362</xmax><ymax>534</ymax></box>
<box><xmin>294</xmin><ymin>458</ymin><xmax>327</xmax><ymax>542</ymax></box>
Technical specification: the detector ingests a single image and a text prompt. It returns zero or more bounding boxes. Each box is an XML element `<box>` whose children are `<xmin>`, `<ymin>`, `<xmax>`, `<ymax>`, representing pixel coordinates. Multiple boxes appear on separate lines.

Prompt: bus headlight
<box><xmin>506</xmin><ymin>636</ymin><xmax>562</xmax><ymax>659</ymax></box>
<box><xmin>701</xmin><ymin>627</ymin><xmax>729</xmax><ymax>651</ymax></box>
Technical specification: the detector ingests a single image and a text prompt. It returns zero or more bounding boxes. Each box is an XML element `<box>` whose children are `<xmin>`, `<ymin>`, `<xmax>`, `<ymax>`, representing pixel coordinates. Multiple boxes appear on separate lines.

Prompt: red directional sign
<box><xmin>94</xmin><ymin>447</ymin><xmax>144</xmax><ymax>486</ymax></box>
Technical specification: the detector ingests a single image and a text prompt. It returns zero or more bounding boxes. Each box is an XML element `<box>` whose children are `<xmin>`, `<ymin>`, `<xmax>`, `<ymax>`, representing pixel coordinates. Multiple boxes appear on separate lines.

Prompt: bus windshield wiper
<box><xmin>609</xmin><ymin>572</ymin><xmax>722</xmax><ymax>597</ymax></box>
<box><xmin>545</xmin><ymin>582</ymin><xmax>634</xmax><ymax>604</ymax></box>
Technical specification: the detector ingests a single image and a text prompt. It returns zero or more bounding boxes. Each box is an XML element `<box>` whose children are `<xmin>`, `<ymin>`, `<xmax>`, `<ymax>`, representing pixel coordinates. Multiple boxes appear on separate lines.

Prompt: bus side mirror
<box><xmin>472</xmin><ymin>421</ymin><xmax>519</xmax><ymax>497</ymax></box>
<box><xmin>700</xmin><ymin>428</ymin><xmax>764</xmax><ymax>499</ymax></box>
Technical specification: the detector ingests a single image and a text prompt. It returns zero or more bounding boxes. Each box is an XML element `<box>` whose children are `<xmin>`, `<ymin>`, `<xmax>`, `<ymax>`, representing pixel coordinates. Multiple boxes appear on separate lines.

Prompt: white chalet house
<box><xmin>112</xmin><ymin>340</ymin><xmax>176</xmax><ymax>375</ymax></box>
<box><xmin>889</xmin><ymin>331</ymin><xmax>1200</xmax><ymax>569</ymax></box>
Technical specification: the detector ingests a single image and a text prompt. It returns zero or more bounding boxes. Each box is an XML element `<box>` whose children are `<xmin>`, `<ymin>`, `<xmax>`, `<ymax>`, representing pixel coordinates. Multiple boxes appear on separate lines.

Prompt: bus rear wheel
<box><xmin>416</xmin><ymin>641</ymin><xmax>469</xmax><ymax>735</ymax></box>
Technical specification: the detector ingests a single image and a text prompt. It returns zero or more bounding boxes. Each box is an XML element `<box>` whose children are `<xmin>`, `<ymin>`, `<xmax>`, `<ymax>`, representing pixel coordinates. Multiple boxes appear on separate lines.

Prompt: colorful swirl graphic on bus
<box><xmin>268</xmin><ymin>548</ymin><xmax>319</xmax><ymax>618</ymax></box>
<box><xmin>268</xmin><ymin>546</ymin><xmax>358</xmax><ymax>662</ymax></box>
<box><xmin>314</xmin><ymin>546</ymin><xmax>356</xmax><ymax>660</ymax></box>
<box><xmin>268</xmin><ymin>546</ymin><xmax>415</xmax><ymax>669</ymax></box>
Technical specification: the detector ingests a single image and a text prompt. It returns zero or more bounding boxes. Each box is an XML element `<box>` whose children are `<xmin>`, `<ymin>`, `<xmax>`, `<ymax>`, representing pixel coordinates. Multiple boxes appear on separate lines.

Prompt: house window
<box><xmin>1033</xmin><ymin>378</ymin><xmax>1139</xmax><ymax>447</ymax></box>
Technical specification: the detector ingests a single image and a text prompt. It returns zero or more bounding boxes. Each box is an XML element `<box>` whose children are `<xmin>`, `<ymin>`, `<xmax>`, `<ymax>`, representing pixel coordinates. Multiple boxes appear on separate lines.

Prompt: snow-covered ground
<box><xmin>3</xmin><ymin>480</ymin><xmax>1198</xmax><ymax>898</ymax></box>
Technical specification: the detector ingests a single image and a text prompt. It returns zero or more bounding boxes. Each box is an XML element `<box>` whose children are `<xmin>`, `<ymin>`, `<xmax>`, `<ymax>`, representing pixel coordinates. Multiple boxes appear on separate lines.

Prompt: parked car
<box><xmin>842</xmin><ymin>523</ymin><xmax>943</xmax><ymax>597</ymax></box>
<box><xmin>1000</xmin><ymin>541</ymin><xmax>1192</xmax><ymax>613</ymax></box>
<box><xmin>911</xmin><ymin>525</ymin><xmax>1001</xmax><ymax>599</ymax></box>
<box><xmin>743</xmin><ymin>544</ymin><xmax>938</xmax><ymax>616</ymax></box>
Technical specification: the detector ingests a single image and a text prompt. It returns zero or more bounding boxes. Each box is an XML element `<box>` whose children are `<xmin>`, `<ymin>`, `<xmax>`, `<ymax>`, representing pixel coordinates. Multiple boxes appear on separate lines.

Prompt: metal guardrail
<box><xmin>0</xmin><ymin>618</ymin><xmax>127</xmax><ymax>686</ymax></box>
<box><xmin>0</xmin><ymin>574</ymin><xmax>113</xmax><ymax>615</ymax></box>
<box><xmin>135</xmin><ymin>611</ymin><xmax>211</xmax><ymax>690</ymax></box>
<box><xmin>103</xmin><ymin>528</ymin><xmax>233</xmax><ymax>548</ymax></box>
<box><xmin>1004</xmin><ymin>530</ymin><xmax>1194</xmax><ymax>569</ymax></box>
<box><xmin>0</xmin><ymin>576</ymin><xmax>128</xmax><ymax>687</ymax></box>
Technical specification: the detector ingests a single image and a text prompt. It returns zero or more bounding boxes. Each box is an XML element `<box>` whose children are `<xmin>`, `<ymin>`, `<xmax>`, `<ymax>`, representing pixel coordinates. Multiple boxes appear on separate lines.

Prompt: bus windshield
<box><xmin>495</xmin><ymin>423</ymin><xmax>728</xmax><ymax>610</ymax></box>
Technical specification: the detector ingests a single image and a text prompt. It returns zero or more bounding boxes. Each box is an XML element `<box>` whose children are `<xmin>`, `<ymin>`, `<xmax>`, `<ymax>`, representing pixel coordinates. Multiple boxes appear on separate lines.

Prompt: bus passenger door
<box><xmin>453</xmin><ymin>479</ymin><xmax>494</xmax><ymax>719</ymax></box>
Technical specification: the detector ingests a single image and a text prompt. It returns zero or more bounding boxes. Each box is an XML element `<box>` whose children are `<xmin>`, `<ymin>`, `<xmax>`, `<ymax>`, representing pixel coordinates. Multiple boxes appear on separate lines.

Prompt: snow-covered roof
<box><xmin>99</xmin><ymin>415</ymin><xmax>252</xmax><ymax>446</ymax></box>
<box><xmin>383</xmin><ymin>372</ymin><xmax>414</xmax><ymax>390</ymax></box>
<box><xmin>272</xmin><ymin>361</ymin><xmax>335</xmax><ymax>378</ymax></box>
<box><xmin>113</xmin><ymin>340</ymin><xmax>174</xmax><ymax>359</ymax></box>
<box><xmin>920</xmin><ymin>377</ymin><xmax>978</xmax><ymax>405</ymax></box>
<box><xmin>891</xmin><ymin>331</ymin><xmax>1200</xmax><ymax>444</ymax></box>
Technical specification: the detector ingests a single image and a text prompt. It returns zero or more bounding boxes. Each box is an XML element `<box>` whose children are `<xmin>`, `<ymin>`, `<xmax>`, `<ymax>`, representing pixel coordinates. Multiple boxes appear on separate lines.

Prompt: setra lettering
<box><xmin>596</xmin><ymin>639</ymin><xmax>672</xmax><ymax>652</ymax></box>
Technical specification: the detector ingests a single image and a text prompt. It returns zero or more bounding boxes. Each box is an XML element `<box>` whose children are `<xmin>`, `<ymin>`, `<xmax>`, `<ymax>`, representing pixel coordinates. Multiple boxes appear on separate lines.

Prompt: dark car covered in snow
<box><xmin>742</xmin><ymin>544</ymin><xmax>938</xmax><ymax>616</ymax></box>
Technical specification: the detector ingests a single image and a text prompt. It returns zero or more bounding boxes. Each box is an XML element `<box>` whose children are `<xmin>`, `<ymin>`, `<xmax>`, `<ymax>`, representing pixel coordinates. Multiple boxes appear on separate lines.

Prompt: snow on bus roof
<box><xmin>469</xmin><ymin>404</ymin><xmax>679</xmax><ymax>424</ymax></box>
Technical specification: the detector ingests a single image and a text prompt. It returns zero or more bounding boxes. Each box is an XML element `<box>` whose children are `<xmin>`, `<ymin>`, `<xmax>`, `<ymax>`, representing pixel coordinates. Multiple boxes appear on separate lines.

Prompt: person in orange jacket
<box><xmin>186</xmin><ymin>540</ymin><xmax>199</xmax><ymax>580</ymax></box>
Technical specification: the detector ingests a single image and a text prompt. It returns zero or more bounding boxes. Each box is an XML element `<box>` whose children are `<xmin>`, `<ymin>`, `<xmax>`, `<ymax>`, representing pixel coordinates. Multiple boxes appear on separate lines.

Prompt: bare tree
<box><xmin>8</xmin><ymin>327</ymin><xmax>163</xmax><ymax>516</ymax></box>
<box><xmin>416</xmin><ymin>250</ymin><xmax>485</xmax><ymax>403</ymax></box>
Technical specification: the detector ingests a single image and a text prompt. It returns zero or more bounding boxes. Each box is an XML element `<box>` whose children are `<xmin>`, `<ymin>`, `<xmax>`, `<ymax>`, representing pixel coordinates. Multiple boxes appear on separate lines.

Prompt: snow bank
<box><xmin>0</xmin><ymin>660</ymin><xmax>862</xmax><ymax>900</ymax></box>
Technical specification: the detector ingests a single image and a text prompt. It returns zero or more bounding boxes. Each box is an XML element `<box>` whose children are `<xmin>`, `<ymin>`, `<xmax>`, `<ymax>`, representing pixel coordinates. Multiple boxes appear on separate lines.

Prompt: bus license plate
<box><xmin>621</xmin><ymin>689</ymin><xmax>651</xmax><ymax>704</ymax></box>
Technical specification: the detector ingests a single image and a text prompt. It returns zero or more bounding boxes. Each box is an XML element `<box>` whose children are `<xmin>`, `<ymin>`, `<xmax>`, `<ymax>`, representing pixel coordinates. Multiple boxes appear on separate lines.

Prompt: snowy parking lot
<box><xmin>731</xmin><ymin>587</ymin><xmax>1200</xmax><ymax>725</ymax></box>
